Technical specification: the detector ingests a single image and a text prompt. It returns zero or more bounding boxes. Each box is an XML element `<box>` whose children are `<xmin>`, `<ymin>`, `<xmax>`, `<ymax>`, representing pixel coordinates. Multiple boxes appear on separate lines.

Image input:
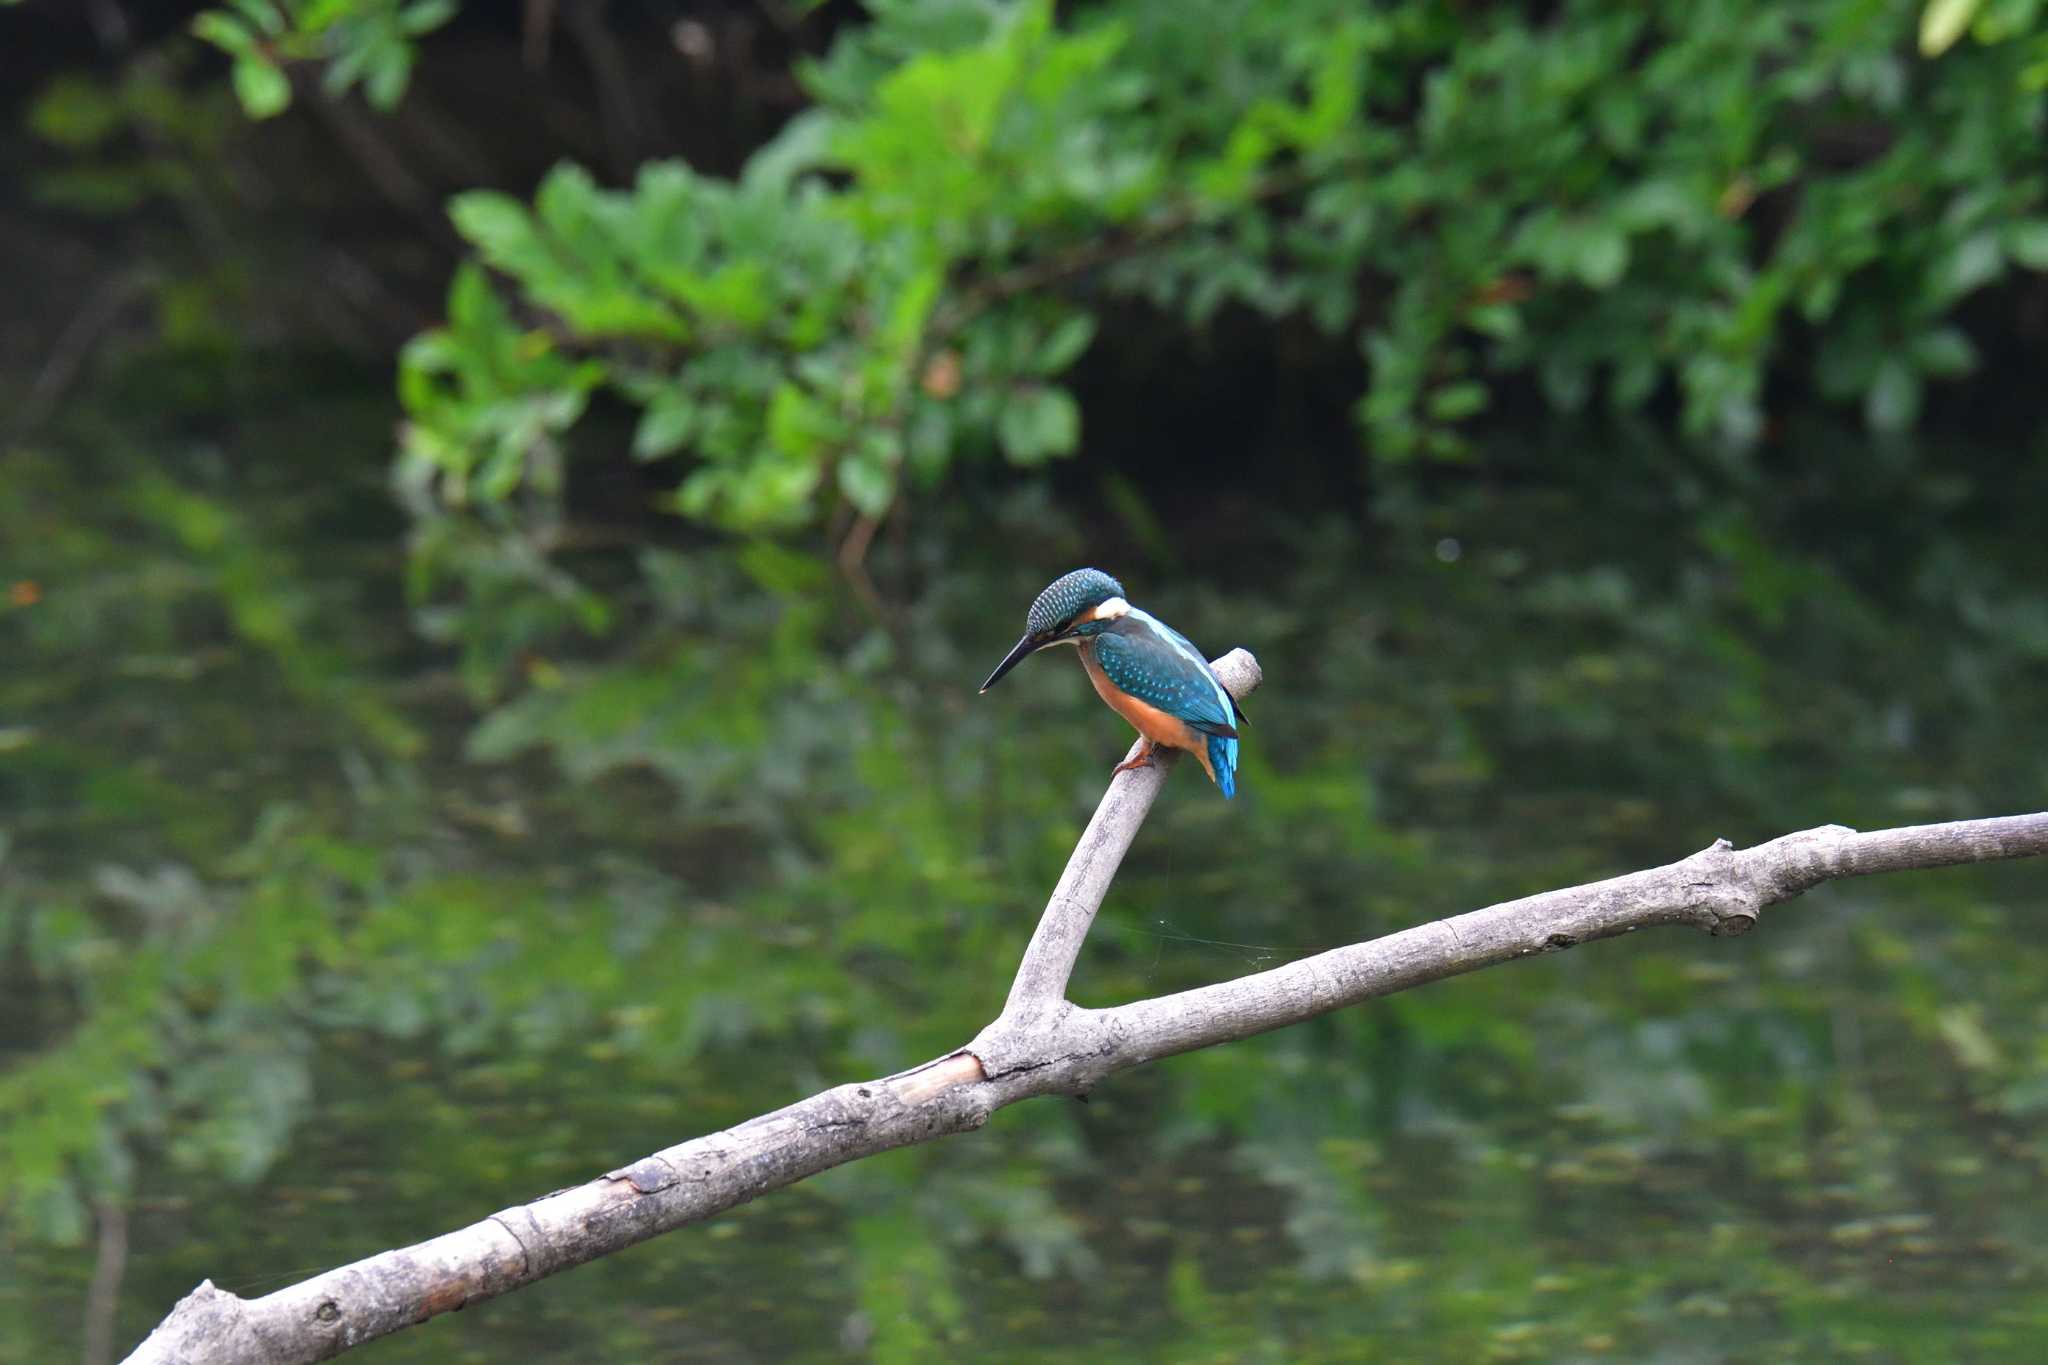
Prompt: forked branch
<box><xmin>125</xmin><ymin>649</ymin><xmax>2048</xmax><ymax>1363</ymax></box>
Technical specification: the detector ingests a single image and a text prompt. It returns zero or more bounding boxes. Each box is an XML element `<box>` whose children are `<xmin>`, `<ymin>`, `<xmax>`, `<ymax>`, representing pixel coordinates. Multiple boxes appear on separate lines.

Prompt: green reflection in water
<box><xmin>4</xmin><ymin>417</ymin><xmax>2048</xmax><ymax>1362</ymax></box>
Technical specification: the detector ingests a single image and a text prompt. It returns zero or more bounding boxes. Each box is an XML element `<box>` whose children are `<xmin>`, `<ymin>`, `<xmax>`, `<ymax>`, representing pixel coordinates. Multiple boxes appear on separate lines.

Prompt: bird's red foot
<box><xmin>1111</xmin><ymin>744</ymin><xmax>1157</xmax><ymax>776</ymax></box>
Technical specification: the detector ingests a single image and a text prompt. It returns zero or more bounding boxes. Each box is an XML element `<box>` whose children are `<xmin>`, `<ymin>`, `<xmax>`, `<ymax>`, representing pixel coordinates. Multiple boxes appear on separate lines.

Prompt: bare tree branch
<box><xmin>123</xmin><ymin>647</ymin><xmax>2048</xmax><ymax>1364</ymax></box>
<box><xmin>997</xmin><ymin>649</ymin><xmax>1241</xmax><ymax>1018</ymax></box>
<box><xmin>1090</xmin><ymin>815</ymin><xmax>2048</xmax><ymax>1070</ymax></box>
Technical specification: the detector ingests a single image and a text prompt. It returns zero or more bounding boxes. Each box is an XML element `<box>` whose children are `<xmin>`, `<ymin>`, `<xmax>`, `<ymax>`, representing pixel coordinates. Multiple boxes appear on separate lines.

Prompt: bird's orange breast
<box><xmin>1079</xmin><ymin>645</ymin><xmax>1216</xmax><ymax>780</ymax></box>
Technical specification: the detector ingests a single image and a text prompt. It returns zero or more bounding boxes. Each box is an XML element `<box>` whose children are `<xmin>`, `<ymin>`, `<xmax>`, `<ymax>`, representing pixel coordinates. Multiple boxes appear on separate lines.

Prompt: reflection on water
<box><xmin>4</xmin><ymin>419</ymin><xmax>2048</xmax><ymax>1361</ymax></box>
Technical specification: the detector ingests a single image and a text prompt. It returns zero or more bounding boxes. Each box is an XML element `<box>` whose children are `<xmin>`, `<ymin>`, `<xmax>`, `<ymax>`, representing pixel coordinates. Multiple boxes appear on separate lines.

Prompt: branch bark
<box><xmin>124</xmin><ymin>646</ymin><xmax>2048</xmax><ymax>1363</ymax></box>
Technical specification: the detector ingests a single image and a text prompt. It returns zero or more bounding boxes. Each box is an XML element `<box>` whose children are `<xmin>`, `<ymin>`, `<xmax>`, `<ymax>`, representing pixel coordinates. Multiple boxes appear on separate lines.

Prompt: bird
<box><xmin>979</xmin><ymin>567</ymin><xmax>1244</xmax><ymax>797</ymax></box>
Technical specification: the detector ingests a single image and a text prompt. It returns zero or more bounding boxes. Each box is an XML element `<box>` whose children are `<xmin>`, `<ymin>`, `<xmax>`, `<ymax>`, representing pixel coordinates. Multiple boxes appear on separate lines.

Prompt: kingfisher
<box><xmin>980</xmin><ymin>568</ymin><xmax>1244</xmax><ymax>797</ymax></box>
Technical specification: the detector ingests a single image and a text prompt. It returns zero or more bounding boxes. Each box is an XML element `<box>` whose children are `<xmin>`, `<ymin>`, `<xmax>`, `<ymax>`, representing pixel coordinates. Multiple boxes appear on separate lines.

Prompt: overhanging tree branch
<box><xmin>126</xmin><ymin>648</ymin><xmax>2048</xmax><ymax>1363</ymax></box>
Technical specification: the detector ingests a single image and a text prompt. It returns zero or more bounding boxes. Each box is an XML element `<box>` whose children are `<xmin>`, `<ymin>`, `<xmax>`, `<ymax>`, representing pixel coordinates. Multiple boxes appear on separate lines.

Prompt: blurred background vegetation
<box><xmin>4</xmin><ymin>1</ymin><xmax>2048</xmax><ymax>1360</ymax></box>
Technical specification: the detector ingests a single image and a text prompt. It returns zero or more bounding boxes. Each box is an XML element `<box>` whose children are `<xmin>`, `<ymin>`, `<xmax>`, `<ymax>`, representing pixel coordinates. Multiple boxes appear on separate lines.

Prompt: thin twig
<box><xmin>834</xmin><ymin>510</ymin><xmax>884</xmax><ymax>619</ymax></box>
<box><xmin>292</xmin><ymin>72</ymin><xmax>444</xmax><ymax>235</ymax></box>
<box><xmin>563</xmin><ymin>0</ymin><xmax>642</xmax><ymax>180</ymax></box>
<box><xmin>523</xmin><ymin>0</ymin><xmax>557</xmax><ymax>69</ymax></box>
<box><xmin>928</xmin><ymin>166</ymin><xmax>1326</xmax><ymax>341</ymax></box>
<box><xmin>8</xmin><ymin>271</ymin><xmax>150</xmax><ymax>443</ymax></box>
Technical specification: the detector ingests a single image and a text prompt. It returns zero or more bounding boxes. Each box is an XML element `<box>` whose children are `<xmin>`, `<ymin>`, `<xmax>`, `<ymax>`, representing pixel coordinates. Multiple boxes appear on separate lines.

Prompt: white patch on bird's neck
<box><xmin>1089</xmin><ymin>596</ymin><xmax>1131</xmax><ymax>621</ymax></box>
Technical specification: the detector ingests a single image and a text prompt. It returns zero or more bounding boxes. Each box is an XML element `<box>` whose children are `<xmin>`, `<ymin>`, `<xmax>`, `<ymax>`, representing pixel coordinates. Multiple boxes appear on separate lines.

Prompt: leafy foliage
<box><xmin>387</xmin><ymin>0</ymin><xmax>2048</xmax><ymax>531</ymax></box>
<box><xmin>191</xmin><ymin>0</ymin><xmax>455</xmax><ymax>117</ymax></box>
<box><xmin>400</xmin><ymin>0</ymin><xmax>1145</xmax><ymax>530</ymax></box>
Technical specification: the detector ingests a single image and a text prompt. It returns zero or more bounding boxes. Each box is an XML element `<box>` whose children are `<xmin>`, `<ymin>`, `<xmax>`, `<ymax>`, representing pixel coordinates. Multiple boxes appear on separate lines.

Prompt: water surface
<box><xmin>5</xmin><ymin>416</ymin><xmax>2047</xmax><ymax>1361</ymax></box>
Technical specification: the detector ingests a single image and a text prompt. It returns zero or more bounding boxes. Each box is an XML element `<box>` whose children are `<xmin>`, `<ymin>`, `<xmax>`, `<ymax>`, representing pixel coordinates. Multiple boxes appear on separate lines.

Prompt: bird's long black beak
<box><xmin>980</xmin><ymin>632</ymin><xmax>1044</xmax><ymax>693</ymax></box>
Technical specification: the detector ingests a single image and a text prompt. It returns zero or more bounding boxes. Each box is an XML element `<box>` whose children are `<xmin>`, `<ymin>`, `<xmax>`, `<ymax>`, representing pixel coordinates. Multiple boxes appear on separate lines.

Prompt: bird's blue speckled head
<box><xmin>1025</xmin><ymin>568</ymin><xmax>1125</xmax><ymax>637</ymax></box>
<box><xmin>980</xmin><ymin>567</ymin><xmax>1126</xmax><ymax>693</ymax></box>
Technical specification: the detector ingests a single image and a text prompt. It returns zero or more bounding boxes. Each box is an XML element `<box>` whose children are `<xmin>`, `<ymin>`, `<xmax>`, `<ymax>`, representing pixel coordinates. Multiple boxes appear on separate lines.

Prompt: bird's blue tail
<box><xmin>1209</xmin><ymin>734</ymin><xmax>1238</xmax><ymax>799</ymax></box>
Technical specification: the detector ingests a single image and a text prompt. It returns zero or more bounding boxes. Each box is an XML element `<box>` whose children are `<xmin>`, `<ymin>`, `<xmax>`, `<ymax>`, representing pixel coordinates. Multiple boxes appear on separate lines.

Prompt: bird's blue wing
<box><xmin>1093</xmin><ymin>615</ymin><xmax>1238</xmax><ymax>739</ymax></box>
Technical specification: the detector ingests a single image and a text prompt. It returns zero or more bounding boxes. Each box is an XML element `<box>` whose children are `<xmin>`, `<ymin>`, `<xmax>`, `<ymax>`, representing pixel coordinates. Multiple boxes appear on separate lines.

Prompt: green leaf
<box><xmin>364</xmin><ymin>45</ymin><xmax>415</xmax><ymax>111</ymax></box>
<box><xmin>225</xmin><ymin>0</ymin><xmax>286</xmax><ymax>37</ymax></box>
<box><xmin>2004</xmin><ymin>220</ymin><xmax>2048</xmax><ymax>270</ymax></box>
<box><xmin>1034</xmin><ymin>314</ymin><xmax>1097</xmax><ymax>374</ymax></box>
<box><xmin>444</xmin><ymin>261</ymin><xmax>509</xmax><ymax>334</ymax></box>
<box><xmin>766</xmin><ymin>384</ymin><xmax>842</xmax><ymax>459</ymax></box>
<box><xmin>1426</xmin><ymin>381</ymin><xmax>1490</xmax><ymax>422</ymax></box>
<box><xmin>1928</xmin><ymin>231</ymin><xmax>2003</xmax><ymax>303</ymax></box>
<box><xmin>632</xmin><ymin>390</ymin><xmax>697</xmax><ymax>461</ymax></box>
<box><xmin>28</xmin><ymin>77</ymin><xmax>128</xmax><ymax>149</ymax></box>
<box><xmin>400</xmin><ymin>0</ymin><xmax>459</xmax><ymax>36</ymax></box>
<box><xmin>996</xmin><ymin>387</ymin><xmax>1081</xmax><ymax>464</ymax></box>
<box><xmin>1919</xmin><ymin>0</ymin><xmax>1981</xmax><ymax>57</ymax></box>
<box><xmin>231</xmin><ymin>56</ymin><xmax>293</xmax><ymax>119</ymax></box>
<box><xmin>449</xmin><ymin>192</ymin><xmax>548</xmax><ymax>275</ymax></box>
<box><xmin>1465</xmin><ymin>304</ymin><xmax>1521</xmax><ymax>341</ymax></box>
<box><xmin>838</xmin><ymin>453</ymin><xmax>895</xmax><ymax>518</ymax></box>
<box><xmin>1574</xmin><ymin>225</ymin><xmax>1630</xmax><ymax>290</ymax></box>
<box><xmin>300</xmin><ymin>0</ymin><xmax>360</xmax><ymax>27</ymax></box>
<box><xmin>191</xmin><ymin>13</ymin><xmax>256</xmax><ymax>57</ymax></box>
<box><xmin>1911</xmin><ymin>327</ymin><xmax>1976</xmax><ymax>377</ymax></box>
